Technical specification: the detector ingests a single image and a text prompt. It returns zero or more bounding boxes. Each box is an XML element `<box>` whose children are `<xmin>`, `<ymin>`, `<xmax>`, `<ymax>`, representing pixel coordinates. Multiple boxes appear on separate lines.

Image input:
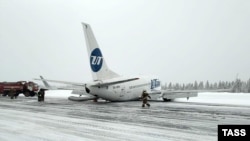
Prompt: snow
<box><xmin>174</xmin><ymin>92</ymin><xmax>250</xmax><ymax>106</ymax></box>
<box><xmin>0</xmin><ymin>92</ymin><xmax>250</xmax><ymax>141</ymax></box>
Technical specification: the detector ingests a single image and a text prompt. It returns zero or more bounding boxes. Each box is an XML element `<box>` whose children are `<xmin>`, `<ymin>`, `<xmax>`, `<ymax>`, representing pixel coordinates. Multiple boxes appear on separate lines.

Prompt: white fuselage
<box><xmin>87</xmin><ymin>76</ymin><xmax>161</xmax><ymax>102</ymax></box>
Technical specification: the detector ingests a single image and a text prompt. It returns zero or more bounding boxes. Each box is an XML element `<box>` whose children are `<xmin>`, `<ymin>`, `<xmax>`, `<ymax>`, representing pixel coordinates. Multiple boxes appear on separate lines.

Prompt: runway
<box><xmin>0</xmin><ymin>94</ymin><xmax>250</xmax><ymax>141</ymax></box>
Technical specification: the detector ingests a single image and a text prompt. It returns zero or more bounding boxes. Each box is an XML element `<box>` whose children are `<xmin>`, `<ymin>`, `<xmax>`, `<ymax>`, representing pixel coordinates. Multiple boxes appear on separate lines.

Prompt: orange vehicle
<box><xmin>0</xmin><ymin>81</ymin><xmax>39</xmax><ymax>97</ymax></box>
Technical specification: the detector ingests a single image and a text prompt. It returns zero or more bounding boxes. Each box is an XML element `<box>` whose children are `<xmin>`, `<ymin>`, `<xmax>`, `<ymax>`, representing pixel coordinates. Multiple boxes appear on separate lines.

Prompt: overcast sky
<box><xmin>0</xmin><ymin>0</ymin><xmax>249</xmax><ymax>84</ymax></box>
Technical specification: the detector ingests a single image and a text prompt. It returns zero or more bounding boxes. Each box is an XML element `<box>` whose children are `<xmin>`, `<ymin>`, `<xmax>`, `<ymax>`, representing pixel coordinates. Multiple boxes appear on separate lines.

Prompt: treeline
<box><xmin>162</xmin><ymin>78</ymin><xmax>250</xmax><ymax>93</ymax></box>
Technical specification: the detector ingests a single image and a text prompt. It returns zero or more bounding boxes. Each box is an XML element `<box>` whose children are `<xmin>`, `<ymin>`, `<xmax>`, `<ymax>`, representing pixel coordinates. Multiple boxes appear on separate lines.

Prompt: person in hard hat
<box><xmin>141</xmin><ymin>90</ymin><xmax>151</xmax><ymax>107</ymax></box>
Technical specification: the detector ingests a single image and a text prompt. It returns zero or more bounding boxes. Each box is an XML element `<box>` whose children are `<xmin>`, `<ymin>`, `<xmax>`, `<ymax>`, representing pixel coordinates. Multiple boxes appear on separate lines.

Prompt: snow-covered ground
<box><xmin>0</xmin><ymin>92</ymin><xmax>249</xmax><ymax>141</ymax></box>
<box><xmin>175</xmin><ymin>92</ymin><xmax>250</xmax><ymax>106</ymax></box>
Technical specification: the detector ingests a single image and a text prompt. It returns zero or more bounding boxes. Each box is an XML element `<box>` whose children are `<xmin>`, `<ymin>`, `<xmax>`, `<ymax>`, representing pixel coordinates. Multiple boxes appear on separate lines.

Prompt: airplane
<box><xmin>35</xmin><ymin>22</ymin><xmax>199</xmax><ymax>102</ymax></box>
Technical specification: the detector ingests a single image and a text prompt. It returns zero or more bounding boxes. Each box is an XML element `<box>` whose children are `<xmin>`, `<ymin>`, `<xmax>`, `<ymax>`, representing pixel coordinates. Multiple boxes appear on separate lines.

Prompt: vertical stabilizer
<box><xmin>82</xmin><ymin>22</ymin><xmax>119</xmax><ymax>81</ymax></box>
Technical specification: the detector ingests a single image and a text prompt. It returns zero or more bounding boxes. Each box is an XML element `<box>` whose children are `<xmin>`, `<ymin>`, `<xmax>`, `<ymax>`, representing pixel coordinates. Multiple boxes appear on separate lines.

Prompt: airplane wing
<box><xmin>40</xmin><ymin>76</ymin><xmax>51</xmax><ymax>88</ymax></box>
<box><xmin>91</xmin><ymin>78</ymin><xmax>139</xmax><ymax>87</ymax></box>
<box><xmin>34</xmin><ymin>78</ymin><xmax>85</xmax><ymax>87</ymax></box>
<box><xmin>35</xmin><ymin>77</ymin><xmax>139</xmax><ymax>88</ymax></box>
<box><xmin>35</xmin><ymin>76</ymin><xmax>84</xmax><ymax>90</ymax></box>
<box><xmin>162</xmin><ymin>88</ymin><xmax>232</xmax><ymax>100</ymax></box>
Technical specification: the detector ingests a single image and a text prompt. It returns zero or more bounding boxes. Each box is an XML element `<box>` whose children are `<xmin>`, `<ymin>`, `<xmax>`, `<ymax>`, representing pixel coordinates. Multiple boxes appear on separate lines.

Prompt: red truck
<box><xmin>0</xmin><ymin>81</ymin><xmax>39</xmax><ymax>97</ymax></box>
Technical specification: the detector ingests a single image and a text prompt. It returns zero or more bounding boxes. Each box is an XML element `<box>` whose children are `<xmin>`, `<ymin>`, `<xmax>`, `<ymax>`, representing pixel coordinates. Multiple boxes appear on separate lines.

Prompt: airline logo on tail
<box><xmin>90</xmin><ymin>48</ymin><xmax>103</xmax><ymax>72</ymax></box>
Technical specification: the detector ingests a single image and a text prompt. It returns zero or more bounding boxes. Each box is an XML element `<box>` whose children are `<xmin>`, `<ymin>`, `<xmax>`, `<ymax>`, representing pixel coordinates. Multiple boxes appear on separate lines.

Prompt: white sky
<box><xmin>0</xmin><ymin>0</ymin><xmax>249</xmax><ymax>84</ymax></box>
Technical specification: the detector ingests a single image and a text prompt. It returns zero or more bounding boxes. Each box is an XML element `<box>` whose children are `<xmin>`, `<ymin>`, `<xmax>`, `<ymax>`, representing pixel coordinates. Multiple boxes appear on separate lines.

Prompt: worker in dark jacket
<box><xmin>141</xmin><ymin>90</ymin><xmax>151</xmax><ymax>107</ymax></box>
<box><xmin>9</xmin><ymin>88</ymin><xmax>15</xmax><ymax>99</ymax></box>
<box><xmin>38</xmin><ymin>89</ymin><xmax>45</xmax><ymax>102</ymax></box>
<box><xmin>37</xmin><ymin>90</ymin><xmax>42</xmax><ymax>102</ymax></box>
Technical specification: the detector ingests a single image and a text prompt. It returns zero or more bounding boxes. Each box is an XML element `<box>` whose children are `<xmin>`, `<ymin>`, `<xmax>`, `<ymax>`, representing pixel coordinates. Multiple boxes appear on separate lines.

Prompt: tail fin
<box><xmin>82</xmin><ymin>22</ymin><xmax>119</xmax><ymax>81</ymax></box>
